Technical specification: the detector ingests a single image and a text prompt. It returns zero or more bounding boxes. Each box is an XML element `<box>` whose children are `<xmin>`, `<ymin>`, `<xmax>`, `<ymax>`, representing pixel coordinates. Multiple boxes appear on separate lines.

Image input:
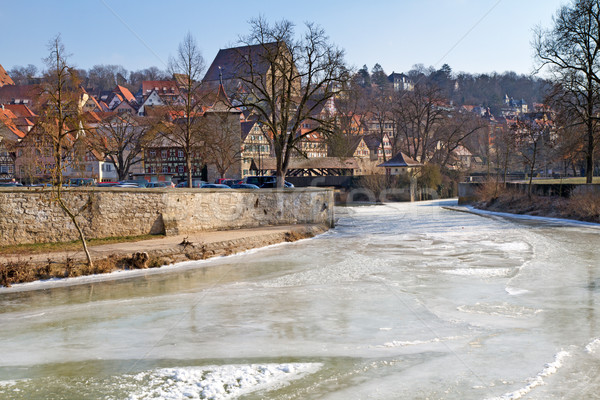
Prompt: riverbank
<box><xmin>0</xmin><ymin>224</ymin><xmax>329</xmax><ymax>289</ymax></box>
<box><xmin>465</xmin><ymin>182</ymin><xmax>600</xmax><ymax>224</ymax></box>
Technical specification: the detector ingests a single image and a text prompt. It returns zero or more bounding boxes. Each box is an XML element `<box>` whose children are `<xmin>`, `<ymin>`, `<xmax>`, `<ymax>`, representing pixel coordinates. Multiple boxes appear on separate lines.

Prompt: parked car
<box><xmin>244</xmin><ymin>176</ymin><xmax>277</xmax><ymax>186</ymax></box>
<box><xmin>0</xmin><ymin>181</ymin><xmax>23</xmax><ymax>187</ymax></box>
<box><xmin>245</xmin><ymin>176</ymin><xmax>294</xmax><ymax>188</ymax></box>
<box><xmin>201</xmin><ymin>183</ymin><xmax>230</xmax><ymax>189</ymax></box>
<box><xmin>175</xmin><ymin>180</ymin><xmax>205</xmax><ymax>188</ymax></box>
<box><xmin>95</xmin><ymin>181</ymin><xmax>118</xmax><ymax>187</ymax></box>
<box><xmin>65</xmin><ymin>178</ymin><xmax>96</xmax><ymax>187</ymax></box>
<box><xmin>146</xmin><ymin>182</ymin><xmax>170</xmax><ymax>188</ymax></box>
<box><xmin>118</xmin><ymin>179</ymin><xmax>149</xmax><ymax>188</ymax></box>
<box><xmin>27</xmin><ymin>183</ymin><xmax>52</xmax><ymax>187</ymax></box>
<box><xmin>220</xmin><ymin>179</ymin><xmax>243</xmax><ymax>186</ymax></box>
<box><xmin>230</xmin><ymin>183</ymin><xmax>260</xmax><ymax>189</ymax></box>
<box><xmin>259</xmin><ymin>181</ymin><xmax>294</xmax><ymax>188</ymax></box>
<box><xmin>115</xmin><ymin>183</ymin><xmax>143</xmax><ymax>188</ymax></box>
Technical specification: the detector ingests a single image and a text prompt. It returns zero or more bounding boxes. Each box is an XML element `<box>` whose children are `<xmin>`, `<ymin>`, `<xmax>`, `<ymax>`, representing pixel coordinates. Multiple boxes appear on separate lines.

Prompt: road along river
<box><xmin>1</xmin><ymin>199</ymin><xmax>599</xmax><ymax>399</ymax></box>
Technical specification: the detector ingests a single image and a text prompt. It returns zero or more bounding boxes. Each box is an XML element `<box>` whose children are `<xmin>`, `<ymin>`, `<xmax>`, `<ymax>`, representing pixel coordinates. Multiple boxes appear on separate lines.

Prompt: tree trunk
<box><xmin>58</xmin><ymin>198</ymin><xmax>93</xmax><ymax>269</ymax></box>
<box><xmin>528</xmin><ymin>142</ymin><xmax>537</xmax><ymax>198</ymax></box>
<box><xmin>187</xmin><ymin>156</ymin><xmax>193</xmax><ymax>187</ymax></box>
<box><xmin>586</xmin><ymin>125</ymin><xmax>594</xmax><ymax>183</ymax></box>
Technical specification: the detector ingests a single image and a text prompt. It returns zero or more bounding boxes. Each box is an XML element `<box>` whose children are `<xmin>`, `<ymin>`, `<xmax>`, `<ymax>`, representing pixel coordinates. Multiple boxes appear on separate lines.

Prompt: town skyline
<box><xmin>2</xmin><ymin>0</ymin><xmax>565</xmax><ymax>76</ymax></box>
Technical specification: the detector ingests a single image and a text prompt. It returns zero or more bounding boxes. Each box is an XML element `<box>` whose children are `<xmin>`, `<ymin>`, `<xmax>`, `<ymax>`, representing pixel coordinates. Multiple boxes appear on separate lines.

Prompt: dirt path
<box><xmin>1</xmin><ymin>224</ymin><xmax>330</xmax><ymax>266</ymax></box>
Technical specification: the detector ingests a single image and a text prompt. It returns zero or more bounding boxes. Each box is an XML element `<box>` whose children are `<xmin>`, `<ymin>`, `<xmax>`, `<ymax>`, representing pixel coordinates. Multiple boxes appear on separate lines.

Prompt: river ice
<box><xmin>0</xmin><ymin>199</ymin><xmax>599</xmax><ymax>399</ymax></box>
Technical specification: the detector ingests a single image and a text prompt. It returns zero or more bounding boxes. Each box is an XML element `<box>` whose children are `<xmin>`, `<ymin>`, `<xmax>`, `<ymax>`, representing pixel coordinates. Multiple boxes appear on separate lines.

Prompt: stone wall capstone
<box><xmin>0</xmin><ymin>187</ymin><xmax>334</xmax><ymax>246</ymax></box>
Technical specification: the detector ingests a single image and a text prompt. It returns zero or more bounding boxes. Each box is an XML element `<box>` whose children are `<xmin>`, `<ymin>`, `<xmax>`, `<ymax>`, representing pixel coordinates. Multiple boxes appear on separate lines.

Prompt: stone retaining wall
<box><xmin>0</xmin><ymin>187</ymin><xmax>334</xmax><ymax>246</ymax></box>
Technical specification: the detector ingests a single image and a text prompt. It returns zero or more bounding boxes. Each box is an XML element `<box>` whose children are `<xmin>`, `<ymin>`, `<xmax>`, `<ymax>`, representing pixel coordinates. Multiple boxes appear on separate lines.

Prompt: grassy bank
<box><xmin>473</xmin><ymin>181</ymin><xmax>600</xmax><ymax>223</ymax></box>
<box><xmin>0</xmin><ymin>234</ymin><xmax>165</xmax><ymax>256</ymax></box>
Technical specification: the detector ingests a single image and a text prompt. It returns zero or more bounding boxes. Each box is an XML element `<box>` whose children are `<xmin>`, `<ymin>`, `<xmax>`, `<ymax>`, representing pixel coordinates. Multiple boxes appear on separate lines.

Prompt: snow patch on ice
<box><xmin>486</xmin><ymin>351</ymin><xmax>570</xmax><ymax>400</ymax></box>
<box><xmin>585</xmin><ymin>338</ymin><xmax>600</xmax><ymax>354</ymax></box>
<box><xmin>458</xmin><ymin>302</ymin><xmax>542</xmax><ymax>318</ymax></box>
<box><xmin>478</xmin><ymin>240</ymin><xmax>531</xmax><ymax>253</ymax></box>
<box><xmin>505</xmin><ymin>287</ymin><xmax>529</xmax><ymax>296</ymax></box>
<box><xmin>442</xmin><ymin>268</ymin><xmax>513</xmax><ymax>278</ymax></box>
<box><xmin>126</xmin><ymin>363</ymin><xmax>321</xmax><ymax>400</ymax></box>
<box><xmin>379</xmin><ymin>336</ymin><xmax>464</xmax><ymax>348</ymax></box>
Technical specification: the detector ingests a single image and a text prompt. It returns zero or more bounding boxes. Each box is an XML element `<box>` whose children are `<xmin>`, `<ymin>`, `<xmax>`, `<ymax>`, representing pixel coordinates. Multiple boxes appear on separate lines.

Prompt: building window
<box><xmin>162</xmin><ymin>166</ymin><xmax>169</xmax><ymax>173</ymax></box>
<box><xmin>178</xmin><ymin>165</ymin><xmax>184</xmax><ymax>174</ymax></box>
<box><xmin>149</xmin><ymin>150</ymin><xmax>156</xmax><ymax>158</ymax></box>
<box><xmin>178</xmin><ymin>150</ymin><xmax>184</xmax><ymax>158</ymax></box>
<box><xmin>161</xmin><ymin>150</ymin><xmax>167</xmax><ymax>159</ymax></box>
<box><xmin>169</xmin><ymin>149</ymin><xmax>176</xmax><ymax>158</ymax></box>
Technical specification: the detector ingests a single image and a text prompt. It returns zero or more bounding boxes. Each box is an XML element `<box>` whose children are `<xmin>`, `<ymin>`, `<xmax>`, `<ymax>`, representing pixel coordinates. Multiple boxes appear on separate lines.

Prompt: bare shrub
<box><xmin>0</xmin><ymin>261</ymin><xmax>35</xmax><ymax>287</ymax></box>
<box><xmin>474</xmin><ymin>180</ymin><xmax>504</xmax><ymax>204</ymax></box>
<box><xmin>566</xmin><ymin>193</ymin><xmax>600</xmax><ymax>223</ymax></box>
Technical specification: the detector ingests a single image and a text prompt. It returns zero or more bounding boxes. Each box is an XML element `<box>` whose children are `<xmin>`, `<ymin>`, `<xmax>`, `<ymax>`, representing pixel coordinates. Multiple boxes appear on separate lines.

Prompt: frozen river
<box><xmin>1</xmin><ymin>199</ymin><xmax>600</xmax><ymax>399</ymax></box>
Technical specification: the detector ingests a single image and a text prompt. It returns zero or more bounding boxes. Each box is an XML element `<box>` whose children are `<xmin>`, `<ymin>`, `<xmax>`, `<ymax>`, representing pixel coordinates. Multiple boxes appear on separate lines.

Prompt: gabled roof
<box><xmin>82</xmin><ymin>111</ymin><xmax>102</xmax><ymax>124</ymax></box>
<box><xmin>115</xmin><ymin>100</ymin><xmax>137</xmax><ymax>112</ymax></box>
<box><xmin>377</xmin><ymin>151</ymin><xmax>421</xmax><ymax>168</ymax></box>
<box><xmin>241</xmin><ymin>119</ymin><xmax>258</xmax><ymax>141</ymax></box>
<box><xmin>0</xmin><ymin>109</ymin><xmax>26</xmax><ymax>139</ymax></box>
<box><xmin>363</xmin><ymin>133</ymin><xmax>390</xmax><ymax>150</ymax></box>
<box><xmin>0</xmin><ymin>84</ymin><xmax>41</xmax><ymax>105</ymax></box>
<box><xmin>345</xmin><ymin>135</ymin><xmax>366</xmax><ymax>156</ymax></box>
<box><xmin>0</xmin><ymin>64</ymin><xmax>14</xmax><ymax>87</ymax></box>
<box><xmin>84</xmin><ymin>95</ymin><xmax>102</xmax><ymax>110</ymax></box>
<box><xmin>3</xmin><ymin>104</ymin><xmax>36</xmax><ymax>118</ymax></box>
<box><xmin>203</xmin><ymin>42</ymin><xmax>280</xmax><ymax>83</ymax></box>
<box><xmin>114</xmin><ymin>85</ymin><xmax>136</xmax><ymax>103</ymax></box>
<box><xmin>142</xmin><ymin>80</ymin><xmax>180</xmax><ymax>96</ymax></box>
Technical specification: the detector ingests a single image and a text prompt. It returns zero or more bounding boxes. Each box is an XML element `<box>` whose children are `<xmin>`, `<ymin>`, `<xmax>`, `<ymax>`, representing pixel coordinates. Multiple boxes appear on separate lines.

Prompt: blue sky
<box><xmin>1</xmin><ymin>0</ymin><xmax>566</xmax><ymax>76</ymax></box>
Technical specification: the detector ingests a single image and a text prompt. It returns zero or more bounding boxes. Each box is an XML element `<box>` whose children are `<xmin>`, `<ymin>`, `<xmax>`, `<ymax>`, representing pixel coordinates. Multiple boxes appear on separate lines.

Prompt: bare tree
<box><xmin>8</xmin><ymin>64</ymin><xmax>38</xmax><ymax>85</ymax></box>
<box><xmin>491</xmin><ymin>123</ymin><xmax>518</xmax><ymax>183</ymax></box>
<box><xmin>392</xmin><ymin>82</ymin><xmax>446</xmax><ymax>163</ymax></box>
<box><xmin>203</xmin><ymin>110</ymin><xmax>242</xmax><ymax>179</ymax></box>
<box><xmin>327</xmin><ymin>80</ymin><xmax>369</xmax><ymax>157</ymax></box>
<box><xmin>235</xmin><ymin>17</ymin><xmax>347</xmax><ymax>187</ymax></box>
<box><xmin>512</xmin><ymin>116</ymin><xmax>552</xmax><ymax>197</ymax></box>
<box><xmin>89</xmin><ymin>113</ymin><xmax>157</xmax><ymax>181</ymax></box>
<box><xmin>534</xmin><ymin>0</ymin><xmax>600</xmax><ymax>183</ymax></box>
<box><xmin>161</xmin><ymin>32</ymin><xmax>207</xmax><ymax>187</ymax></box>
<box><xmin>433</xmin><ymin>110</ymin><xmax>487</xmax><ymax>169</ymax></box>
<box><xmin>128</xmin><ymin>66</ymin><xmax>169</xmax><ymax>89</ymax></box>
<box><xmin>39</xmin><ymin>35</ymin><xmax>93</xmax><ymax>267</ymax></box>
<box><xmin>369</xmin><ymin>87</ymin><xmax>394</xmax><ymax>162</ymax></box>
<box><xmin>86</xmin><ymin>64</ymin><xmax>129</xmax><ymax>91</ymax></box>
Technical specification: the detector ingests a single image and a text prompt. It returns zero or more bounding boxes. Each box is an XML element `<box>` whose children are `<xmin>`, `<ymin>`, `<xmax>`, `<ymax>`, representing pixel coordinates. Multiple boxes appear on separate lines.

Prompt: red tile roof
<box><xmin>0</xmin><ymin>84</ymin><xmax>41</xmax><ymax>105</ymax></box>
<box><xmin>0</xmin><ymin>108</ymin><xmax>26</xmax><ymax>139</ymax></box>
<box><xmin>0</xmin><ymin>64</ymin><xmax>14</xmax><ymax>87</ymax></box>
<box><xmin>114</xmin><ymin>85</ymin><xmax>136</xmax><ymax>103</ymax></box>
<box><xmin>3</xmin><ymin>104</ymin><xmax>36</xmax><ymax>118</ymax></box>
<box><xmin>142</xmin><ymin>80</ymin><xmax>179</xmax><ymax>96</ymax></box>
